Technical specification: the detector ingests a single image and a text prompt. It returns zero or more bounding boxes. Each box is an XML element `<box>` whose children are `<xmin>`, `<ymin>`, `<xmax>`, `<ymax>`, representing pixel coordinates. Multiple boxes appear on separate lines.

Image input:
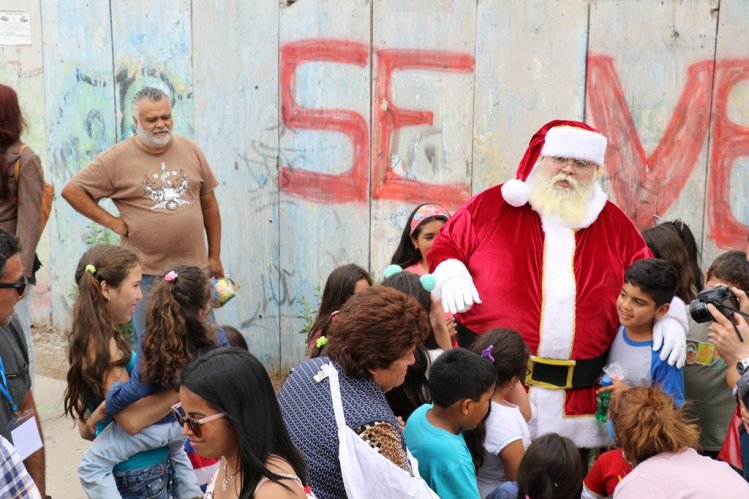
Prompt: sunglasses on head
<box><xmin>171</xmin><ymin>402</ymin><xmax>226</xmax><ymax>437</ymax></box>
<box><xmin>0</xmin><ymin>275</ymin><xmax>27</xmax><ymax>297</ymax></box>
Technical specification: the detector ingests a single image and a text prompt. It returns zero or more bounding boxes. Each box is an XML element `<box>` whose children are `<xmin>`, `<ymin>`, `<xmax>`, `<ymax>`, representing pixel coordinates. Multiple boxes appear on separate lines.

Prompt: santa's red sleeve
<box><xmin>428</xmin><ymin>186</ymin><xmax>503</xmax><ymax>272</ymax></box>
<box><xmin>618</xmin><ymin>209</ymin><xmax>653</xmax><ymax>267</ymax></box>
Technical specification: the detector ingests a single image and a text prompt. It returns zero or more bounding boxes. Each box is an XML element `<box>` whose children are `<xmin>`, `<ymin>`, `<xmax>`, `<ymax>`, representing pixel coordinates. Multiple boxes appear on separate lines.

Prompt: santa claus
<box><xmin>429</xmin><ymin>120</ymin><xmax>687</xmax><ymax>447</ymax></box>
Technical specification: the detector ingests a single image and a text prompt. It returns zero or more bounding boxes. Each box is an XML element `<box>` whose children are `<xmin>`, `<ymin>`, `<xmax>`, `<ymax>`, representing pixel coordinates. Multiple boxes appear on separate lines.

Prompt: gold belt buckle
<box><xmin>525</xmin><ymin>356</ymin><xmax>577</xmax><ymax>389</ymax></box>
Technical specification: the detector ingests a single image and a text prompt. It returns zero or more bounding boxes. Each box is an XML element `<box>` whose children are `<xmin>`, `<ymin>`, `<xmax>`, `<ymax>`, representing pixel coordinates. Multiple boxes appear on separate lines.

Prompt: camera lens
<box><xmin>688</xmin><ymin>300</ymin><xmax>713</xmax><ymax>323</ymax></box>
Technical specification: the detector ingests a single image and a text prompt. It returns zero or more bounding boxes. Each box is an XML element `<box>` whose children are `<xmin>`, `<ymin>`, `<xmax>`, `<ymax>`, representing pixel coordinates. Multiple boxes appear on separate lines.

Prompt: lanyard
<box><xmin>0</xmin><ymin>355</ymin><xmax>19</xmax><ymax>413</ymax></box>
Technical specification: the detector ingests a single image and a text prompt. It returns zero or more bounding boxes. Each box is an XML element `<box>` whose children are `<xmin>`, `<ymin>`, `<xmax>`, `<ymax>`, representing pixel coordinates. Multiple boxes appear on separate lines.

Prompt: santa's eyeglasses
<box><xmin>548</xmin><ymin>156</ymin><xmax>596</xmax><ymax>171</ymax></box>
<box><xmin>0</xmin><ymin>275</ymin><xmax>27</xmax><ymax>297</ymax></box>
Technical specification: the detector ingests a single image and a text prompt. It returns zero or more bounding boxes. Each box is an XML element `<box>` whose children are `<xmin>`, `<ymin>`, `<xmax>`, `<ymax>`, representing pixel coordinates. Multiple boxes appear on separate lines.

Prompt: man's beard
<box><xmin>528</xmin><ymin>169</ymin><xmax>597</xmax><ymax>225</ymax></box>
<box><xmin>136</xmin><ymin>123</ymin><xmax>172</xmax><ymax>147</ymax></box>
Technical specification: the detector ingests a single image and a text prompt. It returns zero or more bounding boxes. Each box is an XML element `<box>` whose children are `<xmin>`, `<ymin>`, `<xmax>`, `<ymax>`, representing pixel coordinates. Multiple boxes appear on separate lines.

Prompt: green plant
<box><xmin>119</xmin><ymin>321</ymin><xmax>136</xmax><ymax>347</ymax></box>
<box><xmin>84</xmin><ymin>222</ymin><xmax>120</xmax><ymax>246</ymax></box>
<box><xmin>298</xmin><ymin>283</ymin><xmax>322</xmax><ymax>337</ymax></box>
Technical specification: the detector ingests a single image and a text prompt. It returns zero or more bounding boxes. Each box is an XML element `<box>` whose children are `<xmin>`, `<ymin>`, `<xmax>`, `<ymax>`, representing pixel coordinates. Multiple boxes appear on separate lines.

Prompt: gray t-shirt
<box><xmin>684</xmin><ymin>321</ymin><xmax>735</xmax><ymax>452</ymax></box>
<box><xmin>0</xmin><ymin>314</ymin><xmax>31</xmax><ymax>443</ymax></box>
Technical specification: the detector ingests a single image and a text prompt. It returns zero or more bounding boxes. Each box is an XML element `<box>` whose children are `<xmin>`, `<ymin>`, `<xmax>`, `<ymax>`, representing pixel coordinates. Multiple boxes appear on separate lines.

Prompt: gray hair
<box><xmin>131</xmin><ymin>87</ymin><xmax>169</xmax><ymax>116</ymax></box>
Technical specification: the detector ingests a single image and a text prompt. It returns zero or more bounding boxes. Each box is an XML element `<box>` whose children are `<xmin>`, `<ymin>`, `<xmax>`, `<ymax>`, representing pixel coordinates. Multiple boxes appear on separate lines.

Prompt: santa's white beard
<box><xmin>528</xmin><ymin>171</ymin><xmax>597</xmax><ymax>225</ymax></box>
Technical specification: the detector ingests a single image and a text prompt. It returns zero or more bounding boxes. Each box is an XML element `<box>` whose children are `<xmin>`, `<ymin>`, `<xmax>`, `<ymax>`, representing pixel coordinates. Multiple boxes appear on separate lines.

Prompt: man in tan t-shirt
<box><xmin>62</xmin><ymin>87</ymin><xmax>223</xmax><ymax>345</ymax></box>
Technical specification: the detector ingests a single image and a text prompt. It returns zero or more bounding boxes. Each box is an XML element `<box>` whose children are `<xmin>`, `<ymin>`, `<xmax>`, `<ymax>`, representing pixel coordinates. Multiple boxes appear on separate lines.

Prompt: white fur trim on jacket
<box><xmin>529</xmin><ymin>211</ymin><xmax>612</xmax><ymax>448</ymax></box>
<box><xmin>541</xmin><ymin>126</ymin><xmax>607</xmax><ymax>165</ymax></box>
<box><xmin>536</xmin><ymin>219</ymin><xmax>576</xmax><ymax>359</ymax></box>
<box><xmin>528</xmin><ymin>388</ymin><xmax>609</xmax><ymax>448</ymax></box>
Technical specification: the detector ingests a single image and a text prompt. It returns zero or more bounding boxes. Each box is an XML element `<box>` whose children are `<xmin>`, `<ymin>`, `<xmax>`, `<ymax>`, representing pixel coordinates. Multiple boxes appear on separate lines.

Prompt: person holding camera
<box><xmin>705</xmin><ymin>259</ymin><xmax>749</xmax><ymax>388</ymax></box>
<box><xmin>703</xmin><ymin>255</ymin><xmax>749</xmax><ymax>475</ymax></box>
<box><xmin>685</xmin><ymin>250</ymin><xmax>749</xmax><ymax>458</ymax></box>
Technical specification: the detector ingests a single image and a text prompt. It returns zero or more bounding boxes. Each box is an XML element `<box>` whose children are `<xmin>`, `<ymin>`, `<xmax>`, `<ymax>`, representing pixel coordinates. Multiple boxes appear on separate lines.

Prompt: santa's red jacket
<box><xmin>429</xmin><ymin>183</ymin><xmax>651</xmax><ymax>447</ymax></box>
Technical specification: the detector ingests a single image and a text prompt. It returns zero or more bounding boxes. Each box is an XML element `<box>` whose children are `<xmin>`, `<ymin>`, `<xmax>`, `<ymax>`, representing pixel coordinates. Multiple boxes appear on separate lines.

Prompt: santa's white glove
<box><xmin>432</xmin><ymin>259</ymin><xmax>482</xmax><ymax>314</ymax></box>
<box><xmin>652</xmin><ymin>296</ymin><xmax>688</xmax><ymax>368</ymax></box>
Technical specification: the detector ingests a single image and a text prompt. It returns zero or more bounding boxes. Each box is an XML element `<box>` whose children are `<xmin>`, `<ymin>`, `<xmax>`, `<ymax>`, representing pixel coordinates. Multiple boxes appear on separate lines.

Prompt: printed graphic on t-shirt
<box><xmin>142</xmin><ymin>161</ymin><xmax>191</xmax><ymax>210</ymax></box>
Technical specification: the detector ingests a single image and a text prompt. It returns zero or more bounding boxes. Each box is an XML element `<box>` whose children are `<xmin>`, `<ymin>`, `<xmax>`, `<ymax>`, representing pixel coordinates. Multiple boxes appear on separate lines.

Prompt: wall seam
<box><xmin>699</xmin><ymin>0</ymin><xmax>721</xmax><ymax>254</ymax></box>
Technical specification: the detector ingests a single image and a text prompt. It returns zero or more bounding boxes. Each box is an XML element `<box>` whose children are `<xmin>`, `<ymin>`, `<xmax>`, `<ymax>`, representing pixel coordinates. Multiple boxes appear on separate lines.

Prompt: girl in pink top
<box><xmin>391</xmin><ymin>203</ymin><xmax>450</xmax><ymax>275</ymax></box>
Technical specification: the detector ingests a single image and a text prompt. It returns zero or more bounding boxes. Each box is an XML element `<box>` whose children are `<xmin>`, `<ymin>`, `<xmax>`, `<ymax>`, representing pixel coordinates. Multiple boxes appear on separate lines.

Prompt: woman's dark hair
<box><xmin>64</xmin><ymin>244</ymin><xmax>139</xmax><ymax>420</ymax></box>
<box><xmin>516</xmin><ymin>433</ymin><xmax>583</xmax><ymax>499</ymax></box>
<box><xmin>385</xmin><ymin>345</ymin><xmax>431</xmax><ymax>421</ymax></box>
<box><xmin>181</xmin><ymin>348</ymin><xmax>308</xmax><ymax>497</ymax></box>
<box><xmin>642</xmin><ymin>224</ymin><xmax>698</xmax><ymax>302</ymax></box>
<box><xmin>465</xmin><ymin>328</ymin><xmax>530</xmax><ymax>471</ymax></box>
<box><xmin>222</xmin><ymin>324</ymin><xmax>248</xmax><ymax>350</ymax></box>
<box><xmin>471</xmin><ymin>328</ymin><xmax>529</xmax><ymax>386</ymax></box>
<box><xmin>381</xmin><ymin>271</ymin><xmax>435</xmax><ymax>347</ymax></box>
<box><xmin>390</xmin><ymin>203</ymin><xmax>449</xmax><ymax>268</ymax></box>
<box><xmin>666</xmin><ymin>220</ymin><xmax>703</xmax><ymax>292</ymax></box>
<box><xmin>307</xmin><ymin>264</ymin><xmax>371</xmax><ymax>358</ymax></box>
<box><xmin>0</xmin><ymin>84</ymin><xmax>27</xmax><ymax>202</ymax></box>
<box><xmin>140</xmin><ymin>265</ymin><xmax>216</xmax><ymax>388</ymax></box>
<box><xmin>326</xmin><ymin>285</ymin><xmax>430</xmax><ymax>379</ymax></box>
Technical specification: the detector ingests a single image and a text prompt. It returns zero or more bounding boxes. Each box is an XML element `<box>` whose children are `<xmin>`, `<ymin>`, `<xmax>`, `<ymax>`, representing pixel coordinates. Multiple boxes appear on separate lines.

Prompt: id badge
<box><xmin>8</xmin><ymin>410</ymin><xmax>43</xmax><ymax>460</ymax></box>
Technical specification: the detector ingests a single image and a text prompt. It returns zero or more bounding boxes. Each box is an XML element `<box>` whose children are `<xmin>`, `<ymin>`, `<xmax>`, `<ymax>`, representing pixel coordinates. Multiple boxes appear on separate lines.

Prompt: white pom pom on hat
<box><xmin>500</xmin><ymin>178</ymin><xmax>530</xmax><ymax>208</ymax></box>
<box><xmin>501</xmin><ymin>120</ymin><xmax>607</xmax><ymax>207</ymax></box>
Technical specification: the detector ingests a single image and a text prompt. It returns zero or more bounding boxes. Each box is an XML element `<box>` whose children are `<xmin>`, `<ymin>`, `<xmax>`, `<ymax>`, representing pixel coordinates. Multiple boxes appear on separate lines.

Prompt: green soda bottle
<box><xmin>595</xmin><ymin>374</ymin><xmax>613</xmax><ymax>423</ymax></box>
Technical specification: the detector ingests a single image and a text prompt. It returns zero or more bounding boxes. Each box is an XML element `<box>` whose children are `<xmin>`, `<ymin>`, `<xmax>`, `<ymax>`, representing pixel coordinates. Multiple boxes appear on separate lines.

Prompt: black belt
<box><xmin>525</xmin><ymin>352</ymin><xmax>608</xmax><ymax>390</ymax></box>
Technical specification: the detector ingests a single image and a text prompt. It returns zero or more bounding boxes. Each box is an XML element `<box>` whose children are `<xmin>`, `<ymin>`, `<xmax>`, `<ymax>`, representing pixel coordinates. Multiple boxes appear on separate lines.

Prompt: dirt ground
<box><xmin>33</xmin><ymin>323</ymin><xmax>70</xmax><ymax>381</ymax></box>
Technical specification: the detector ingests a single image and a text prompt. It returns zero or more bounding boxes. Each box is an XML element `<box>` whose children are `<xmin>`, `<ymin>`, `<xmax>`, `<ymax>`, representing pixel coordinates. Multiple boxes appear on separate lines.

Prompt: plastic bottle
<box><xmin>596</xmin><ymin>374</ymin><xmax>613</xmax><ymax>423</ymax></box>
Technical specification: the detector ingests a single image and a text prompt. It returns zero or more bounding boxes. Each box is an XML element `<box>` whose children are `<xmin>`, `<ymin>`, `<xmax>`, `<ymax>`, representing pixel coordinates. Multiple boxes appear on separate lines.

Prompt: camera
<box><xmin>688</xmin><ymin>286</ymin><xmax>741</xmax><ymax>323</ymax></box>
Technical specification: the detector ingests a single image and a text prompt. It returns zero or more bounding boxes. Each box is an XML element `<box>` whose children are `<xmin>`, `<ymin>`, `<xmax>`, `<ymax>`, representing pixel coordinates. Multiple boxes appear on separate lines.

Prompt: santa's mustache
<box><xmin>550</xmin><ymin>173</ymin><xmax>580</xmax><ymax>191</ymax></box>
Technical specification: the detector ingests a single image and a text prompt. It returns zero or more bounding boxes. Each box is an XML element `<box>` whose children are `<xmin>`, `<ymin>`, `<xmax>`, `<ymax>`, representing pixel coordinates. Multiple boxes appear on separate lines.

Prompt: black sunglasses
<box><xmin>0</xmin><ymin>275</ymin><xmax>27</xmax><ymax>297</ymax></box>
<box><xmin>171</xmin><ymin>403</ymin><xmax>226</xmax><ymax>438</ymax></box>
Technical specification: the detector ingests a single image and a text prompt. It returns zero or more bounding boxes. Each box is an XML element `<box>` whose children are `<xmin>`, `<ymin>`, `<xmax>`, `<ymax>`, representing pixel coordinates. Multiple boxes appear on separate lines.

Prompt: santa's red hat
<box><xmin>501</xmin><ymin>120</ymin><xmax>607</xmax><ymax>207</ymax></box>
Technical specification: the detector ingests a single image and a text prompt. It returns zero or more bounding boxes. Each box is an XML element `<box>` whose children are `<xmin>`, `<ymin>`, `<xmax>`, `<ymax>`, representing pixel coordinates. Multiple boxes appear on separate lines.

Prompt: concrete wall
<box><xmin>2</xmin><ymin>0</ymin><xmax>748</xmax><ymax>369</ymax></box>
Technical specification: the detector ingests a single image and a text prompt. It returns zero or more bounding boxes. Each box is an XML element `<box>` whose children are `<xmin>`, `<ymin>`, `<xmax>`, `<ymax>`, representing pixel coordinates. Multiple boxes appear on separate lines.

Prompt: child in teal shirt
<box><xmin>404</xmin><ymin>349</ymin><xmax>496</xmax><ymax>499</ymax></box>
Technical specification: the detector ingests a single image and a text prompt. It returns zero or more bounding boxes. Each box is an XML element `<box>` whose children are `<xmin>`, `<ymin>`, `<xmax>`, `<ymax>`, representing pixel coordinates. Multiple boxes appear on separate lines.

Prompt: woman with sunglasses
<box><xmin>178</xmin><ymin>347</ymin><xmax>313</xmax><ymax>498</ymax></box>
<box><xmin>0</xmin><ymin>84</ymin><xmax>46</xmax><ymax>387</ymax></box>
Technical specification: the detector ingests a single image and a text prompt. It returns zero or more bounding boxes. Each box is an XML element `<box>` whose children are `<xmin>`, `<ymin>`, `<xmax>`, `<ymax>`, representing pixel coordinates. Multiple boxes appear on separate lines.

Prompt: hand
<box><xmin>506</xmin><ymin>379</ymin><xmax>532</xmax><ymax>422</ymax></box>
<box><xmin>77</xmin><ymin>419</ymin><xmax>95</xmax><ymax>441</ymax></box>
<box><xmin>396</xmin><ymin>415</ymin><xmax>406</xmax><ymax>430</ymax></box>
<box><xmin>109</xmin><ymin>217</ymin><xmax>129</xmax><ymax>237</ymax></box>
<box><xmin>731</xmin><ymin>287</ymin><xmax>749</xmax><ymax>315</ymax></box>
<box><xmin>707</xmin><ymin>303</ymin><xmax>749</xmax><ymax>363</ymax></box>
<box><xmin>597</xmin><ymin>378</ymin><xmax>631</xmax><ymax>409</ymax></box>
<box><xmin>429</xmin><ymin>298</ymin><xmax>453</xmax><ymax>350</ymax></box>
<box><xmin>445</xmin><ymin>315</ymin><xmax>457</xmax><ymax>343</ymax></box>
<box><xmin>86</xmin><ymin>401</ymin><xmax>108</xmax><ymax>435</ymax></box>
<box><xmin>652</xmin><ymin>316</ymin><xmax>687</xmax><ymax>367</ymax></box>
<box><xmin>441</xmin><ymin>275</ymin><xmax>481</xmax><ymax>314</ymax></box>
<box><xmin>208</xmin><ymin>256</ymin><xmax>224</xmax><ymax>278</ymax></box>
